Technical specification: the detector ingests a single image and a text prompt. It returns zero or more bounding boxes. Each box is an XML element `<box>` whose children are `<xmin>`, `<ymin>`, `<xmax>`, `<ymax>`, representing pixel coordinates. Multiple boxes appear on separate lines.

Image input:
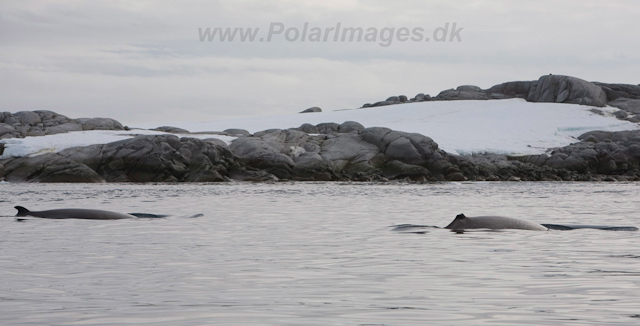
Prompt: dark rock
<box><xmin>0</xmin><ymin>110</ymin><xmax>127</xmax><ymax>139</ymax></box>
<box><xmin>629</xmin><ymin>115</ymin><xmax>640</xmax><ymax>123</ymax></box>
<box><xmin>230</xmin><ymin>136</ymin><xmax>294</xmax><ymax>178</ymax></box>
<box><xmin>300</xmin><ymin>107</ymin><xmax>322</xmax><ymax>113</ymax></box>
<box><xmin>446</xmin><ymin>172</ymin><xmax>466</xmax><ymax>181</ymax></box>
<box><xmin>544</xmin><ymin>129</ymin><xmax>640</xmax><ymax>177</ymax></box>
<box><xmin>1</xmin><ymin>153</ymin><xmax>104</xmax><ymax>183</ymax></box>
<box><xmin>517</xmin><ymin>154</ymin><xmax>549</xmax><ymax>166</ymax></box>
<box><xmin>229</xmin><ymin>167</ymin><xmax>278</xmax><ymax>181</ymax></box>
<box><xmin>45</xmin><ymin>123</ymin><xmax>83</xmax><ymax>135</ymax></box>
<box><xmin>319</xmin><ymin>133</ymin><xmax>379</xmax><ymax>171</ymax></box>
<box><xmin>338</xmin><ymin>121</ymin><xmax>365</xmax><ymax>133</ymax></box>
<box><xmin>292</xmin><ymin>152</ymin><xmax>335</xmax><ymax>181</ymax></box>
<box><xmin>456</xmin><ymin>85</ymin><xmax>482</xmax><ymax>92</ymax></box>
<box><xmin>381</xmin><ymin>160</ymin><xmax>431</xmax><ymax>179</ymax></box>
<box><xmin>486</xmin><ymin>81</ymin><xmax>535</xmax><ymax>99</ymax></box>
<box><xmin>608</xmin><ymin>98</ymin><xmax>640</xmax><ymax>115</ymax></box>
<box><xmin>386</xmin><ymin>96</ymin><xmax>400</xmax><ymax>102</ymax></box>
<box><xmin>0</xmin><ymin>123</ymin><xmax>17</xmax><ymax>138</ymax></box>
<box><xmin>1</xmin><ymin>135</ymin><xmax>235</xmax><ymax>182</ymax></box>
<box><xmin>434</xmin><ymin>88</ymin><xmax>488</xmax><ymax>101</ymax></box>
<box><xmin>223</xmin><ymin>128</ymin><xmax>251</xmax><ymax>136</ymax></box>
<box><xmin>398</xmin><ymin>95</ymin><xmax>408</xmax><ymax>103</ymax></box>
<box><xmin>614</xmin><ymin>110</ymin><xmax>629</xmax><ymax>119</ymax></box>
<box><xmin>13</xmin><ymin>111</ymin><xmax>42</xmax><ymax>126</ymax></box>
<box><xmin>153</xmin><ymin>126</ymin><xmax>190</xmax><ymax>134</ymax></box>
<box><xmin>527</xmin><ymin>75</ymin><xmax>607</xmax><ymax>107</ymax></box>
<box><xmin>411</xmin><ymin>93</ymin><xmax>425</xmax><ymax>102</ymax></box>
<box><xmin>79</xmin><ymin>118</ymin><xmax>124</xmax><ymax>131</ymax></box>
<box><xmin>297</xmin><ymin>123</ymin><xmax>318</xmax><ymax>134</ymax></box>
<box><xmin>593</xmin><ymin>82</ymin><xmax>640</xmax><ymax>101</ymax></box>
<box><xmin>316</xmin><ymin>123</ymin><xmax>340</xmax><ymax>134</ymax></box>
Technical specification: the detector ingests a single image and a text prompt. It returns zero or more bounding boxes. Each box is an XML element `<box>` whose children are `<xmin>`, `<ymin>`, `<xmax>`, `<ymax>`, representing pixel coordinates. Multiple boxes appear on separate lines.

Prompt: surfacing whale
<box><xmin>15</xmin><ymin>206</ymin><xmax>136</xmax><ymax>220</ymax></box>
<box><xmin>445</xmin><ymin>213</ymin><xmax>549</xmax><ymax>231</ymax></box>
<box><xmin>444</xmin><ymin>214</ymin><xmax>638</xmax><ymax>232</ymax></box>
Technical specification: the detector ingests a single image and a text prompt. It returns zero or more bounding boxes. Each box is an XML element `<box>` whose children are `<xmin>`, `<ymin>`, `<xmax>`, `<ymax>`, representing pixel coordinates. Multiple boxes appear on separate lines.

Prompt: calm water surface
<box><xmin>1</xmin><ymin>182</ymin><xmax>639</xmax><ymax>325</ymax></box>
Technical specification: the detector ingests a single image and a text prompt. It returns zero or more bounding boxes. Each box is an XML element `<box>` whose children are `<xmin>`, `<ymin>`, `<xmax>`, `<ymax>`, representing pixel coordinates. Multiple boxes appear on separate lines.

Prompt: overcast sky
<box><xmin>1</xmin><ymin>0</ymin><xmax>638</xmax><ymax>126</ymax></box>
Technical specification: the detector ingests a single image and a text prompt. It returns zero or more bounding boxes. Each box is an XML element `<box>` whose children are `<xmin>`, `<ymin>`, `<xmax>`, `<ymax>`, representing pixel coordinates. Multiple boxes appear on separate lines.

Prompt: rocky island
<box><xmin>1</xmin><ymin>74</ymin><xmax>639</xmax><ymax>183</ymax></box>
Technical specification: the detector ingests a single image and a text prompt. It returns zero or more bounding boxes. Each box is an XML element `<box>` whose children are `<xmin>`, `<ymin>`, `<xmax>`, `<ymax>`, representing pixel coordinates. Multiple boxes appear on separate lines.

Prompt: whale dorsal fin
<box><xmin>456</xmin><ymin>213</ymin><xmax>466</xmax><ymax>220</ymax></box>
<box><xmin>14</xmin><ymin>206</ymin><xmax>31</xmax><ymax>217</ymax></box>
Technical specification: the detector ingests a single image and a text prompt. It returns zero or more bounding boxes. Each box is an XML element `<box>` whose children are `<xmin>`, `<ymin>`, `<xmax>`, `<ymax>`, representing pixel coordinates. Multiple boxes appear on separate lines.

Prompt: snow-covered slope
<box><xmin>139</xmin><ymin>99</ymin><xmax>638</xmax><ymax>155</ymax></box>
<box><xmin>1</xmin><ymin>99</ymin><xmax>638</xmax><ymax>159</ymax></box>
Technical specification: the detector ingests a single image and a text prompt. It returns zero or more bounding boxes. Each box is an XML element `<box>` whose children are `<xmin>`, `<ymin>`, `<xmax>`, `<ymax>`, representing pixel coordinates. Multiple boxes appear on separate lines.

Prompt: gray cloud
<box><xmin>1</xmin><ymin>0</ymin><xmax>638</xmax><ymax>125</ymax></box>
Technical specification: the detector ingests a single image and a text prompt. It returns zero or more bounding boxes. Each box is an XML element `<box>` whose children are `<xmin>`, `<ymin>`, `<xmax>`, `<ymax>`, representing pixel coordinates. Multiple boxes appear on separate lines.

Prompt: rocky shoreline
<box><xmin>1</xmin><ymin>74</ymin><xmax>639</xmax><ymax>183</ymax></box>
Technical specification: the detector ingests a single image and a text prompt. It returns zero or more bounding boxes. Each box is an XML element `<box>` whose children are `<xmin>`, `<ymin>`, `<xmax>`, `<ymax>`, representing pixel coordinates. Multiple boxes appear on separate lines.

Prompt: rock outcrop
<box><xmin>2</xmin><ymin>122</ymin><xmax>640</xmax><ymax>183</ymax></box>
<box><xmin>0</xmin><ymin>110</ymin><xmax>125</xmax><ymax>139</ymax></box>
<box><xmin>228</xmin><ymin>122</ymin><xmax>467</xmax><ymax>181</ymax></box>
<box><xmin>517</xmin><ymin>130</ymin><xmax>640</xmax><ymax>179</ymax></box>
<box><xmin>526</xmin><ymin>75</ymin><xmax>608</xmax><ymax>107</ymax></box>
<box><xmin>361</xmin><ymin>75</ymin><xmax>635</xmax><ymax>118</ymax></box>
<box><xmin>434</xmin><ymin>85</ymin><xmax>489</xmax><ymax>101</ymax></box>
<box><xmin>1</xmin><ymin>135</ymin><xmax>235</xmax><ymax>182</ymax></box>
<box><xmin>593</xmin><ymin>82</ymin><xmax>640</xmax><ymax>101</ymax></box>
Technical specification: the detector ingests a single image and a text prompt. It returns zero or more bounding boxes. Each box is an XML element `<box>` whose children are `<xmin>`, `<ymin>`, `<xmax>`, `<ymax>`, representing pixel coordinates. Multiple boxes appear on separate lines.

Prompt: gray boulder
<box><xmin>297</xmin><ymin>123</ymin><xmax>318</xmax><ymax>134</ymax></box>
<box><xmin>316</xmin><ymin>123</ymin><xmax>340</xmax><ymax>134</ymax></box>
<box><xmin>0</xmin><ymin>111</ymin><xmax>127</xmax><ymax>139</ymax></box>
<box><xmin>230</xmin><ymin>136</ymin><xmax>294</xmax><ymax>179</ymax></box>
<box><xmin>0</xmin><ymin>123</ymin><xmax>17</xmax><ymax>139</ymax></box>
<box><xmin>78</xmin><ymin>118</ymin><xmax>124</xmax><ymax>131</ymax></box>
<box><xmin>410</xmin><ymin>93</ymin><xmax>431</xmax><ymax>102</ymax></box>
<box><xmin>13</xmin><ymin>111</ymin><xmax>42</xmax><ymax>126</ymax></box>
<box><xmin>300</xmin><ymin>107</ymin><xmax>322</xmax><ymax>113</ymax></box>
<box><xmin>338</xmin><ymin>121</ymin><xmax>365</xmax><ymax>133</ymax></box>
<box><xmin>527</xmin><ymin>75</ymin><xmax>607</xmax><ymax>107</ymax></box>
<box><xmin>320</xmin><ymin>133</ymin><xmax>380</xmax><ymax>172</ymax></box>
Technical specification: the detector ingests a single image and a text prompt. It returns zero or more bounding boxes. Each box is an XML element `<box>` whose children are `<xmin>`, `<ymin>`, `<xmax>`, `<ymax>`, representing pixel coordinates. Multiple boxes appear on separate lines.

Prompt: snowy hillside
<box><xmin>1</xmin><ymin>99</ymin><xmax>638</xmax><ymax>159</ymax></box>
<box><xmin>140</xmin><ymin>99</ymin><xmax>638</xmax><ymax>155</ymax></box>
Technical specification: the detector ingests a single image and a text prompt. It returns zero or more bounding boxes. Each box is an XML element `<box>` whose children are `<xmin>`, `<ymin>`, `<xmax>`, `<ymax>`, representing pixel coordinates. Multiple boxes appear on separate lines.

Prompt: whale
<box><xmin>392</xmin><ymin>214</ymin><xmax>638</xmax><ymax>233</ymax></box>
<box><xmin>15</xmin><ymin>206</ymin><xmax>136</xmax><ymax>220</ymax></box>
<box><xmin>445</xmin><ymin>213</ymin><xmax>549</xmax><ymax>231</ymax></box>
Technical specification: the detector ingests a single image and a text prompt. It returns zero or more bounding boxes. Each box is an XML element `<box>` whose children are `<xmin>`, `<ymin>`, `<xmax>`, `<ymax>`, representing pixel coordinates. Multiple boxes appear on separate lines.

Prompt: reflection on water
<box><xmin>1</xmin><ymin>182</ymin><xmax>639</xmax><ymax>325</ymax></box>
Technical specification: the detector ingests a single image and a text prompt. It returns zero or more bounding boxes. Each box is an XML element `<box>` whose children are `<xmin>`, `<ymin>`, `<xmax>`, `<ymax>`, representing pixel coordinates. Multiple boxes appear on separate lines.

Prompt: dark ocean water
<box><xmin>1</xmin><ymin>182</ymin><xmax>639</xmax><ymax>325</ymax></box>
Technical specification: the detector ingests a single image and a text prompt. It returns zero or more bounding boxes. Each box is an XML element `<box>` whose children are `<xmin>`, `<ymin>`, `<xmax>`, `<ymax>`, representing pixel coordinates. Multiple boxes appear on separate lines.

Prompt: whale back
<box><xmin>445</xmin><ymin>213</ymin><xmax>548</xmax><ymax>231</ymax></box>
<box><xmin>14</xmin><ymin>206</ymin><xmax>134</xmax><ymax>220</ymax></box>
